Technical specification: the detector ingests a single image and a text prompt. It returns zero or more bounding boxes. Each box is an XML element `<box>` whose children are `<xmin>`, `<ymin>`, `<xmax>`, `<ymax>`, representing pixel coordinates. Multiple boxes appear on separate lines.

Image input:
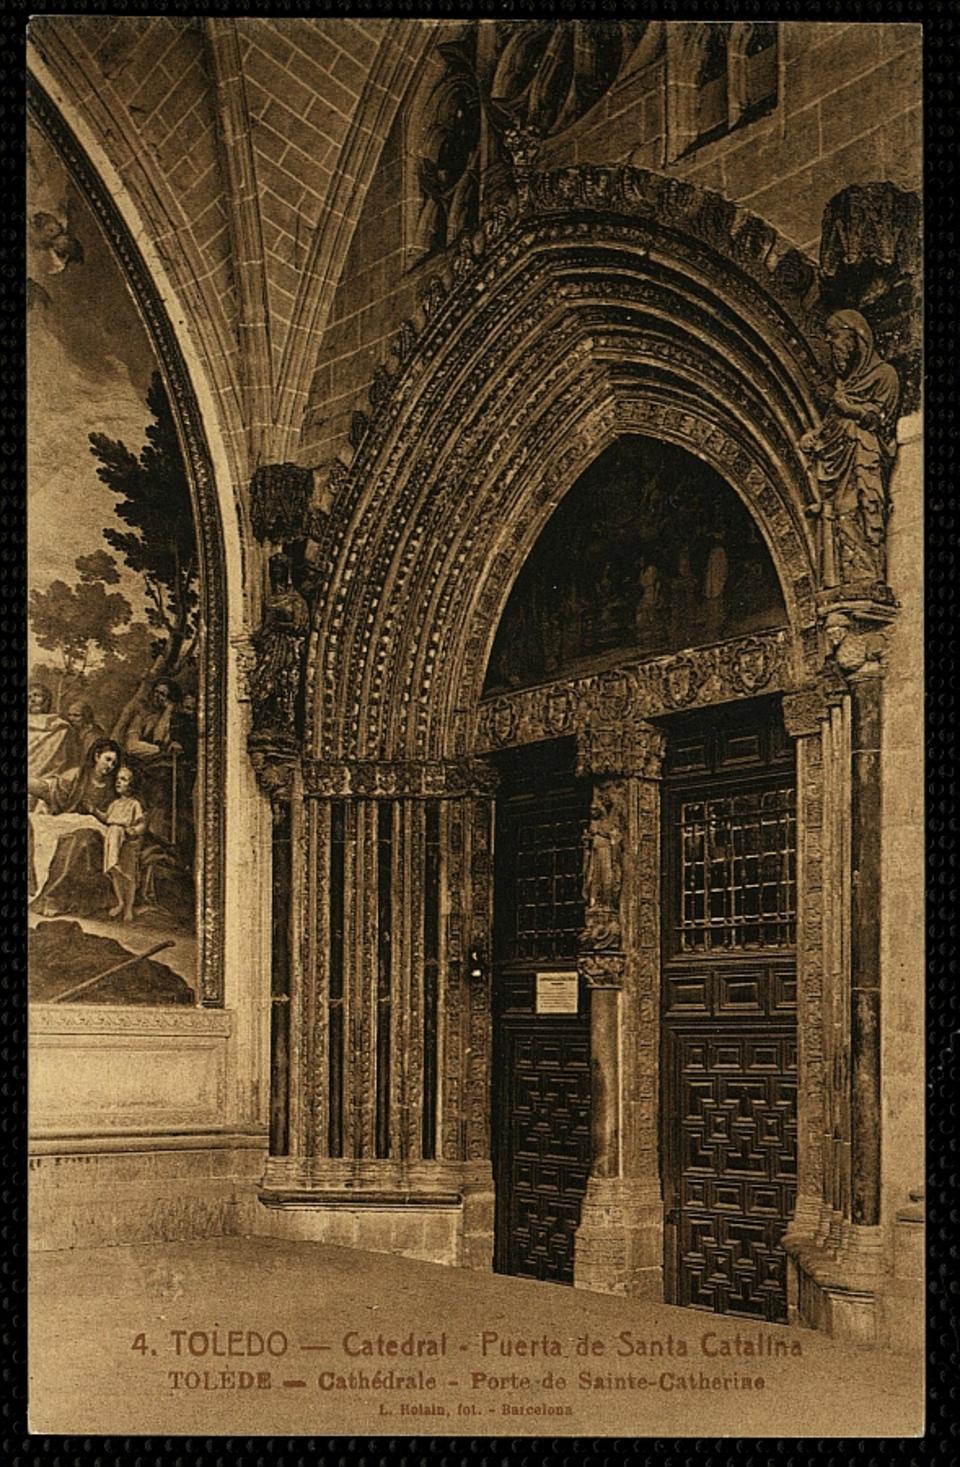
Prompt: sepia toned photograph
<box><xmin>27</xmin><ymin>16</ymin><xmax>924</xmax><ymax>1438</ymax></box>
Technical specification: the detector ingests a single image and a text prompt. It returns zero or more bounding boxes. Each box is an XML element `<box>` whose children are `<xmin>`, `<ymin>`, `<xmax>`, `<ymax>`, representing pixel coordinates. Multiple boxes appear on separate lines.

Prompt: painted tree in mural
<box><xmin>28</xmin><ymin>550</ymin><xmax>133</xmax><ymax>711</ymax></box>
<box><xmin>88</xmin><ymin>370</ymin><xmax>199</xmax><ymax>739</ymax></box>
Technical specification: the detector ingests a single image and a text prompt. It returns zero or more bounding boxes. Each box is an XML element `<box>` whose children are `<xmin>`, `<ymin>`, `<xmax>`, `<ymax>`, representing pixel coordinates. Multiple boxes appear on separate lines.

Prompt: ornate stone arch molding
<box><xmin>443</xmin><ymin>391</ymin><xmax>816</xmax><ymax>760</ymax></box>
<box><xmin>308</xmin><ymin>166</ymin><xmax>831</xmax><ymax>763</ymax></box>
<box><xmin>28</xmin><ymin>81</ymin><xmax>229</xmax><ymax>1006</ymax></box>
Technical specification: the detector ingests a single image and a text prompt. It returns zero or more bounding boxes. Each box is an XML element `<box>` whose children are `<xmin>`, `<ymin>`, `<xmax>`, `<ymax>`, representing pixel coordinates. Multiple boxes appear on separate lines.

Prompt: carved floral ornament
<box><xmin>476</xmin><ymin>631</ymin><xmax>790</xmax><ymax>756</ymax></box>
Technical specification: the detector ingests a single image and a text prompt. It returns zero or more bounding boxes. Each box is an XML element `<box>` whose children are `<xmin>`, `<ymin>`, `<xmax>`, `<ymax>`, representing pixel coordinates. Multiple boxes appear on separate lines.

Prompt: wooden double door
<box><xmin>490</xmin><ymin>701</ymin><xmax>799</xmax><ymax>1317</ymax></box>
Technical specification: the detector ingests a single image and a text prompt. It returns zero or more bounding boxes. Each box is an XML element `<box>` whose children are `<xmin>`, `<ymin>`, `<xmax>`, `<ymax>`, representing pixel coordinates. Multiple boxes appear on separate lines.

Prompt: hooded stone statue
<box><xmin>801</xmin><ymin>308</ymin><xmax>900</xmax><ymax>587</ymax></box>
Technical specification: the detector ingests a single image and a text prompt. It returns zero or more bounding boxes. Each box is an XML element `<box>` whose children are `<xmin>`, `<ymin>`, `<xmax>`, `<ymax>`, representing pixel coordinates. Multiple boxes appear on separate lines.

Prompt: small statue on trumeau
<box><xmin>249</xmin><ymin>552</ymin><xmax>309</xmax><ymax>738</ymax></box>
<box><xmin>581</xmin><ymin>787</ymin><xmax>623</xmax><ymax>951</ymax></box>
<box><xmin>801</xmin><ymin>309</ymin><xmax>900</xmax><ymax>590</ymax></box>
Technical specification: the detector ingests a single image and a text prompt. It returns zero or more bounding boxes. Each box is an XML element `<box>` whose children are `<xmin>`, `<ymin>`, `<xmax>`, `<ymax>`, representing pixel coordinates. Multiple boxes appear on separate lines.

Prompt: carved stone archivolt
<box><xmin>476</xmin><ymin>630</ymin><xmax>790</xmax><ymax>755</ymax></box>
<box><xmin>299</xmin><ymin>163</ymin><xmax>922</xmax><ymax>771</ymax></box>
<box><xmin>304</xmin><ymin>165</ymin><xmax>837</xmax><ymax>765</ymax></box>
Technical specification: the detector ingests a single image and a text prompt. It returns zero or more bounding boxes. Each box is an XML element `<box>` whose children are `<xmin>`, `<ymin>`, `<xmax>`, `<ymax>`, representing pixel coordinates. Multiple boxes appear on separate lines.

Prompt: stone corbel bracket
<box><xmin>248</xmin><ymin>732</ymin><xmax>298</xmax><ymax>818</ymax></box>
<box><xmin>816</xmin><ymin>591</ymin><xmax>898</xmax><ymax>680</ymax></box>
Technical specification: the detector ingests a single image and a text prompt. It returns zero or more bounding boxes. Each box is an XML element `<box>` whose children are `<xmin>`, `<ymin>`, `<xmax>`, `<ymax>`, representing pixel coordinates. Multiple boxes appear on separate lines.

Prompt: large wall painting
<box><xmin>484</xmin><ymin>434</ymin><xmax>787</xmax><ymax>695</ymax></box>
<box><xmin>27</xmin><ymin>118</ymin><xmax>198</xmax><ymax>1005</ymax></box>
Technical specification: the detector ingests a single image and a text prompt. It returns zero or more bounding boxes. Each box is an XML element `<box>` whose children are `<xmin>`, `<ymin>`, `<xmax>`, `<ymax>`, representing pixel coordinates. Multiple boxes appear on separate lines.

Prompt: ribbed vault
<box><xmin>26</xmin><ymin>17</ymin><xmax>436</xmax><ymax>479</ymax></box>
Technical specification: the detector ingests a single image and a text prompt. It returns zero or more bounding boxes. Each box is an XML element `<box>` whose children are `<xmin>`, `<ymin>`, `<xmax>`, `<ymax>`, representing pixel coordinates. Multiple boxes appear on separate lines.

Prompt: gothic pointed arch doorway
<box><xmin>479</xmin><ymin>430</ymin><xmax>798</xmax><ymax>1315</ymax></box>
<box><xmin>261</xmin><ymin>167</ymin><xmax>908</xmax><ymax>1338</ymax></box>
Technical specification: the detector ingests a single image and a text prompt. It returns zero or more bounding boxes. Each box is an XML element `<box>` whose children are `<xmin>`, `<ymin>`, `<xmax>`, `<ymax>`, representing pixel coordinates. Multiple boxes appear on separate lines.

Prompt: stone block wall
<box><xmin>704</xmin><ymin>22</ymin><xmax>920</xmax><ymax>254</ymax></box>
<box><xmin>300</xmin><ymin>22</ymin><xmax>921</xmax><ymax>468</ymax></box>
<box><xmin>29</xmin><ymin>1144</ymin><xmax>266</xmax><ymax>1251</ymax></box>
<box><xmin>254</xmin><ymin>1202</ymin><xmax>463</xmax><ymax>1267</ymax></box>
<box><xmin>880</xmin><ymin>413</ymin><xmax>925</xmax><ymax>1245</ymax></box>
<box><xmin>301</xmin><ymin>111</ymin><xmax>421</xmax><ymax>463</ymax></box>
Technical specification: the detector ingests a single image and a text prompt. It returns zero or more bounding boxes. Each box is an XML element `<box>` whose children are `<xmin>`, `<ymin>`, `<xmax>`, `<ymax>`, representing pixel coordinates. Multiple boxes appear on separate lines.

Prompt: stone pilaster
<box><xmin>782</xmin><ymin>606</ymin><xmax>892</xmax><ymax>1341</ymax></box>
<box><xmin>573</xmin><ymin>717</ymin><xmax>666</xmax><ymax>1296</ymax></box>
<box><xmin>780</xmin><ymin>685</ymin><xmax>829</xmax><ymax>1253</ymax></box>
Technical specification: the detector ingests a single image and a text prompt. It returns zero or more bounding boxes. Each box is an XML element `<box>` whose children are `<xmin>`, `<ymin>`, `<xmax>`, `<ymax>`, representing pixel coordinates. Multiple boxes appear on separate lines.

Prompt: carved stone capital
<box><xmin>782</xmin><ymin>685</ymin><xmax>829</xmax><ymax>739</ymax></box>
<box><xmin>302</xmin><ymin>758</ymin><xmax>499</xmax><ymax>800</ymax></box>
<box><xmin>248</xmin><ymin>732</ymin><xmax>298</xmax><ymax>817</ymax></box>
<box><xmin>576</xmin><ymin>719</ymin><xmax>666</xmax><ymax>780</ymax></box>
<box><xmin>578</xmin><ymin>952</ymin><xmax>626</xmax><ymax>990</ymax></box>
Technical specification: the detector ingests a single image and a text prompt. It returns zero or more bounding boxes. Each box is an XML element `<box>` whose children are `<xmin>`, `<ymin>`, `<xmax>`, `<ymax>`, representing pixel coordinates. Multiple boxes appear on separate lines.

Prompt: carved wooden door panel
<box><xmin>492</xmin><ymin>740</ymin><xmax>592</xmax><ymax>1283</ymax></box>
<box><xmin>665</xmin><ymin>1025</ymin><xmax>797</xmax><ymax>1320</ymax></box>
<box><xmin>496</xmin><ymin>1021</ymin><xmax>591</xmax><ymax>1282</ymax></box>
<box><xmin>661</xmin><ymin>701</ymin><xmax>798</xmax><ymax>1323</ymax></box>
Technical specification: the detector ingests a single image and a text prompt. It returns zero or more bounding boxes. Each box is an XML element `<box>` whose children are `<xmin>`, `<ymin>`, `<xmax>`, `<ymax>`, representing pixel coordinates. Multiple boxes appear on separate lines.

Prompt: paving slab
<box><xmin>30</xmin><ymin>1237</ymin><xmax>923</xmax><ymax>1437</ymax></box>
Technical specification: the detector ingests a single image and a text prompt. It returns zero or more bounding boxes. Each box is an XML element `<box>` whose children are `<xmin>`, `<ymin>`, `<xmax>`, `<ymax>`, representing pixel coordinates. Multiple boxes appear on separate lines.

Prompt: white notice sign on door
<box><xmin>535</xmin><ymin>970</ymin><xmax>579</xmax><ymax>1014</ymax></box>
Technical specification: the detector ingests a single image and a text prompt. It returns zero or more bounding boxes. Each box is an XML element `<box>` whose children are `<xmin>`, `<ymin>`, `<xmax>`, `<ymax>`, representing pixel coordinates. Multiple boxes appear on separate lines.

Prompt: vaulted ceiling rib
<box><xmin>28</xmin><ymin>17</ymin><xmax>438</xmax><ymax>473</ymax></box>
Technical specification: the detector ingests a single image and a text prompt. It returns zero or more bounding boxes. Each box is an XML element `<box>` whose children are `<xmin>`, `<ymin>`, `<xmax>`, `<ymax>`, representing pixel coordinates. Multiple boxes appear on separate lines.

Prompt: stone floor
<box><xmin>30</xmin><ymin>1237</ymin><xmax>923</xmax><ymax>1437</ymax></box>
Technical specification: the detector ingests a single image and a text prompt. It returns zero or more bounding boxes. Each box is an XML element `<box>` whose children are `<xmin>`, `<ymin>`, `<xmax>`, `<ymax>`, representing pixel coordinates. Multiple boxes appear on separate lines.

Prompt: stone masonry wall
<box><xmin>300</xmin><ymin>21</ymin><xmax>921</xmax><ymax>467</ymax></box>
